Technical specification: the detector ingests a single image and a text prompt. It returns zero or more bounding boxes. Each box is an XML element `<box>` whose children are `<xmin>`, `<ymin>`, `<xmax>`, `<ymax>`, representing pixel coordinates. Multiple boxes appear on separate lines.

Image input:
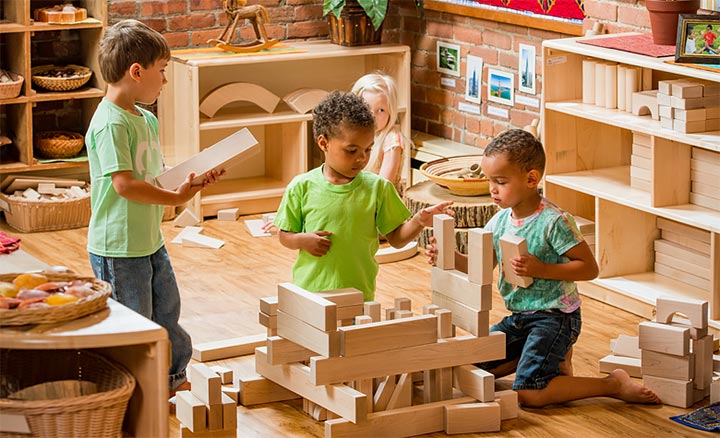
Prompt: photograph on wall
<box><xmin>465</xmin><ymin>55</ymin><xmax>483</xmax><ymax>104</ymax></box>
<box><xmin>518</xmin><ymin>44</ymin><xmax>536</xmax><ymax>94</ymax></box>
<box><xmin>437</xmin><ymin>41</ymin><xmax>461</xmax><ymax>77</ymax></box>
<box><xmin>675</xmin><ymin>14</ymin><xmax>720</xmax><ymax>64</ymax></box>
<box><xmin>487</xmin><ymin>69</ymin><xmax>514</xmax><ymax>106</ymax></box>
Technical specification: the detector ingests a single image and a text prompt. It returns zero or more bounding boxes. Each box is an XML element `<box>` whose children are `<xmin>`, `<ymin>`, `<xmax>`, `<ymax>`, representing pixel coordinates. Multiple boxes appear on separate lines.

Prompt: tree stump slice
<box><xmin>404</xmin><ymin>180</ymin><xmax>498</xmax><ymax>228</ymax></box>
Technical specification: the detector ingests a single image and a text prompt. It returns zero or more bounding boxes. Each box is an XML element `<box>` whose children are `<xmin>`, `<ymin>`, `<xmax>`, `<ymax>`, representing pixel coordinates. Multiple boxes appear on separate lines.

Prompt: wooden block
<box><xmin>423</xmin><ymin>304</ymin><xmax>441</xmax><ymax>315</ymax></box>
<box><xmin>658</xmin><ymin>105</ymin><xmax>674</xmax><ymax>119</ymax></box>
<box><xmin>432</xmin><ymin>291</ymin><xmax>490</xmax><ymax>337</ymax></box>
<box><xmin>631</xmin><ymin>154</ymin><xmax>651</xmax><ymax>171</ymax></box>
<box><xmin>171</xmin><ymin>226</ymin><xmax>203</xmax><ymax>244</ymax></box>
<box><xmin>661</xmin><ymin>230</ymin><xmax>711</xmax><ymax>257</ymax></box>
<box><xmin>259</xmin><ymin>296</ymin><xmax>278</xmax><ymax>316</ymax></box>
<box><xmin>671</xmin><ymin>80</ymin><xmax>704</xmax><ymax>99</ymax></box>
<box><xmin>373</xmin><ymin>375</ymin><xmax>396</xmax><ymax>412</ymax></box>
<box><xmin>316</xmin><ymin>288</ymin><xmax>364</xmax><ymax>307</ymax></box>
<box><xmin>706</xmin><ymin>105</ymin><xmax>720</xmax><ymax>117</ymax></box>
<box><xmin>444</xmin><ymin>402</ymin><xmax>501</xmax><ymax>434</ymax></box>
<box><xmin>180</xmin><ymin>426</ymin><xmax>235</xmax><ymax>438</ymax></box>
<box><xmin>499</xmin><ymin>234</ymin><xmax>533</xmax><ymax>288</ymax></box>
<box><xmin>594</xmin><ymin>62</ymin><xmax>606</xmax><ymax>107</ymax></box>
<box><xmin>617</xmin><ymin>65</ymin><xmax>627</xmax><ymax>111</ymax></box>
<box><xmin>310</xmin><ymin>333</ymin><xmax>506</xmax><ymax>385</ymax></box>
<box><xmin>468</xmin><ymin>228</ymin><xmax>494</xmax><ymax>286</ymax></box>
<box><xmin>221</xmin><ymin>386</ymin><xmax>239</xmax><ymax>404</ymax></box>
<box><xmin>176</xmin><ymin>390</ymin><xmax>206</xmax><ymax>433</ymax></box>
<box><xmin>690</xmin><ymin>192</ymin><xmax>720</xmax><ymax>211</ymax></box>
<box><xmin>660</xmin><ymin>116</ymin><xmax>674</xmax><ymax>130</ymax></box>
<box><xmin>642</xmin><ymin>375</ymin><xmax>692</xmax><ymax>408</ymax></box>
<box><xmin>632</xmin><ymin>143</ymin><xmax>651</xmax><ymax>159</ymax></box>
<box><xmin>631</xmin><ymin>177</ymin><xmax>651</xmax><ymax>192</ymax></box>
<box><xmin>276</xmin><ymin>310</ymin><xmax>340</xmax><ymax>357</ymax></box>
<box><xmin>670</xmin><ymin>95</ymin><xmax>704</xmax><ymax>110</ymax></box>
<box><xmin>237</xmin><ymin>374</ymin><xmax>299</xmax><ymax>406</ymax></box>
<box><xmin>282</xmin><ymin>88</ymin><xmax>328</xmax><ymax>114</ymax></box>
<box><xmin>192</xmin><ymin>334</ymin><xmax>266</xmax><ymax>361</ymax></box>
<box><xmin>337</xmin><ymin>305</ymin><xmax>363</xmax><ymax>321</ymax></box>
<box><xmin>582</xmin><ymin>59</ymin><xmax>596</xmax><ymax>104</ymax></box>
<box><xmin>655</xmin><ymin>262</ymin><xmax>711</xmax><ymax>290</ymax></box>
<box><xmin>339</xmin><ymin>314</ymin><xmax>437</xmax><ymax>357</ymax></box>
<box><xmin>452</xmin><ymin>364</ymin><xmax>494</xmax><ymax>402</ymax></box>
<box><xmin>674</xmin><ymin>107</ymin><xmax>706</xmax><ymax>122</ymax></box>
<box><xmin>210</xmin><ymin>365</ymin><xmax>233</xmax><ymax>385</ymax></box>
<box><xmin>258</xmin><ymin>311</ymin><xmax>276</xmax><ymax>329</ymax></box>
<box><xmin>354</xmin><ymin>315</ymin><xmax>372</xmax><ymax>325</ymax></box>
<box><xmin>255</xmin><ymin>347</ymin><xmax>367</xmax><ymax>423</ymax></box>
<box><xmin>182</xmin><ymin>233</ymin><xmax>224</xmax><ymax>249</ymax></box>
<box><xmin>604</xmin><ymin>63</ymin><xmax>617</xmax><ymax>109</ymax></box>
<box><xmin>641</xmin><ymin>350</ymin><xmax>694</xmax><ymax>380</ymax></box>
<box><xmin>631</xmin><ymin>90</ymin><xmax>659</xmax><ymax>119</ymax></box>
<box><xmin>216</xmin><ymin>208</ymin><xmax>240</xmax><ymax>221</ymax></box>
<box><xmin>693</xmin><ymin>181</ymin><xmax>720</xmax><ymax>201</ymax></box>
<box><xmin>386</xmin><ymin>373</ymin><xmax>412</xmax><ymax>410</ymax></box>
<box><xmin>363</xmin><ymin>301</ymin><xmax>381</xmax><ymax>322</ymax></box>
<box><xmin>434</xmin><ymin>214</ymin><xmax>455</xmax><ymax>270</ymax></box>
<box><xmin>630</xmin><ymin>165</ymin><xmax>651</xmax><ymax>181</ymax></box>
<box><xmin>199</xmin><ymin>82</ymin><xmax>280</xmax><ymax>116</ymax></box>
<box><xmin>673</xmin><ymin>119</ymin><xmax>706</xmax><ymax>134</ymax></box>
<box><xmin>375</xmin><ymin>241</ymin><xmax>418</xmax><ymax>264</ymax></box>
<box><xmin>691</xmin><ymin>158</ymin><xmax>720</xmax><ymax>177</ymax></box>
<box><xmin>692</xmin><ymin>148</ymin><xmax>720</xmax><ymax>165</ymax></box>
<box><xmin>657</xmin><ymin>217</ymin><xmax>710</xmax><ymax>244</ymax></box>
<box><xmin>435</xmin><ymin>309</ymin><xmax>453</xmax><ymax>338</ymax></box>
<box><xmin>712</xmin><ymin>380</ymin><xmax>720</xmax><ymax>403</ymax></box>
<box><xmin>638</xmin><ymin>321</ymin><xmax>690</xmax><ymax>357</ymax></box>
<box><xmin>174</xmin><ymin>209</ymin><xmax>200</xmax><ymax>228</ymax></box>
<box><xmin>658</xmin><ymin>79</ymin><xmax>676</xmax><ymax>95</ymax></box>
<box><xmin>495</xmin><ymin>389</ymin><xmax>519</xmax><ymax>420</ymax></box>
<box><xmin>190</xmin><ymin>363</ymin><xmax>222</xmax><ymax>405</ymax></box>
<box><xmin>654</xmin><ymin>239</ymin><xmax>710</xmax><ymax>268</ymax></box>
<box><xmin>693</xmin><ymin>335</ymin><xmax>714</xmax><ymax>390</ymax></box>
<box><xmin>598</xmin><ymin>354</ymin><xmax>642</xmax><ymax>378</ymax></box>
<box><xmin>394</xmin><ymin>297</ymin><xmax>411</xmax><ymax>311</ymax></box>
<box><xmin>669</xmin><ymin>317</ymin><xmax>709</xmax><ymax>341</ymax></box>
<box><xmin>655</xmin><ymin>296</ymin><xmax>708</xmax><ymax>330</ymax></box>
<box><xmin>277</xmin><ymin>283</ymin><xmax>338</xmax><ymax>332</ymax></box>
<box><xmin>431</xmin><ymin>267</ymin><xmax>492</xmax><ymax>311</ymax></box>
<box><xmin>244</xmin><ymin>219</ymin><xmax>271</xmax><ymax>237</ymax></box>
<box><xmin>394</xmin><ymin>310</ymin><xmax>412</xmax><ymax>319</ymax></box>
<box><xmin>206</xmin><ymin>402</ymin><xmax>222</xmax><ymax>431</ymax></box>
<box><xmin>157</xmin><ymin>128</ymin><xmax>259</xmax><ymax>189</ymax></box>
<box><xmin>632</xmin><ymin>131</ymin><xmax>651</xmax><ymax>147</ymax></box>
<box><xmin>612</xmin><ymin>334</ymin><xmax>641</xmax><ymax>358</ymax></box>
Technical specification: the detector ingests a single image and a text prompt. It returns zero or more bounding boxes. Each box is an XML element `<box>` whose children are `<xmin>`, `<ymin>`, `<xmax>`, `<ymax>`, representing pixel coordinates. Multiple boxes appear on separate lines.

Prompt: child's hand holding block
<box><xmin>499</xmin><ymin>234</ymin><xmax>533</xmax><ymax>288</ymax></box>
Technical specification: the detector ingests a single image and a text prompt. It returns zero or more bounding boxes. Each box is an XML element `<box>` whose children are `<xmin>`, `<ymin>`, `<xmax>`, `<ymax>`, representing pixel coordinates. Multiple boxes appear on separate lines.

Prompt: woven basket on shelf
<box><xmin>0</xmin><ymin>349</ymin><xmax>135</xmax><ymax>438</ymax></box>
<box><xmin>31</xmin><ymin>65</ymin><xmax>91</xmax><ymax>92</ymax></box>
<box><xmin>0</xmin><ymin>72</ymin><xmax>23</xmax><ymax>100</ymax></box>
<box><xmin>34</xmin><ymin>131</ymin><xmax>84</xmax><ymax>159</ymax></box>
<box><xmin>0</xmin><ymin>190</ymin><xmax>91</xmax><ymax>233</ymax></box>
<box><xmin>420</xmin><ymin>155</ymin><xmax>490</xmax><ymax>196</ymax></box>
<box><xmin>0</xmin><ymin>273</ymin><xmax>110</xmax><ymax>326</ymax></box>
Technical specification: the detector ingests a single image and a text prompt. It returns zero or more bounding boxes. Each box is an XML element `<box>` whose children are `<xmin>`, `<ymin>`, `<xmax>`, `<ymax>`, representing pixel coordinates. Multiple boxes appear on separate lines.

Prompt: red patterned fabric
<box><xmin>0</xmin><ymin>232</ymin><xmax>20</xmax><ymax>254</ymax></box>
<box><xmin>474</xmin><ymin>0</ymin><xmax>585</xmax><ymax>21</ymax></box>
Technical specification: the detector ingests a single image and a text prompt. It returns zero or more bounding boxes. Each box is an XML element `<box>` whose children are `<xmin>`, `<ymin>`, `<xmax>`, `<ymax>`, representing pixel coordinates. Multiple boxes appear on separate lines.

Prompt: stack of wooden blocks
<box><xmin>176</xmin><ymin>363</ymin><xmax>238</xmax><ymax>437</ymax></box>
<box><xmin>581</xmin><ymin>60</ymin><xmax>652</xmax><ymax>111</ymax></box>
<box><xmin>239</xmin><ymin>217</ymin><xmax>519</xmax><ymax>437</ymax></box>
<box><xmin>690</xmin><ymin>147</ymin><xmax>720</xmax><ymax>211</ymax></box>
<box><xmin>630</xmin><ymin>132</ymin><xmax>652</xmax><ymax>192</ymax></box>
<box><xmin>656</xmin><ymin>79</ymin><xmax>720</xmax><ymax>134</ymax></box>
<box><xmin>599</xmin><ymin>334</ymin><xmax>642</xmax><ymax>378</ymax></box>
<box><xmin>654</xmin><ymin>218</ymin><xmax>712</xmax><ymax>291</ymax></box>
<box><xmin>573</xmin><ymin>215</ymin><xmax>596</xmax><ymax>258</ymax></box>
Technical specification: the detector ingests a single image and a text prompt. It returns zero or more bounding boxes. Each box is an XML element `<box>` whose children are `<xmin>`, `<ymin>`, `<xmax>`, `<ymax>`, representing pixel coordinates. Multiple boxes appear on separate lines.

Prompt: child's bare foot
<box><xmin>608</xmin><ymin>369</ymin><xmax>660</xmax><ymax>404</ymax></box>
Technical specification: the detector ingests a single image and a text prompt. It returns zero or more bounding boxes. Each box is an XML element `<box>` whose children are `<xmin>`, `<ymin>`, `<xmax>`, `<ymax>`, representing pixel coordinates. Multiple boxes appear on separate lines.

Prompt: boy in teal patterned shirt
<box><xmin>428</xmin><ymin>129</ymin><xmax>659</xmax><ymax>407</ymax></box>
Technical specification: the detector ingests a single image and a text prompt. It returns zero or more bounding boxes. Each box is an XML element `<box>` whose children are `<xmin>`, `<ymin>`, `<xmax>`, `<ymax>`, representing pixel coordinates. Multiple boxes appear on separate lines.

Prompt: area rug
<box><xmin>578</xmin><ymin>34</ymin><xmax>676</xmax><ymax>58</ymax></box>
<box><xmin>670</xmin><ymin>402</ymin><xmax>720</xmax><ymax>432</ymax></box>
<box><xmin>171</xmin><ymin>44</ymin><xmax>305</xmax><ymax>61</ymax></box>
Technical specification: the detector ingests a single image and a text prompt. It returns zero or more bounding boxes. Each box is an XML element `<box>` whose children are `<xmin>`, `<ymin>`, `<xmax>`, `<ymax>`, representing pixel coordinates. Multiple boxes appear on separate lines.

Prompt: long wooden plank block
<box><xmin>317</xmin><ymin>288</ymin><xmax>364</xmax><ymax>307</ymax></box>
<box><xmin>266</xmin><ymin>335</ymin><xmax>316</xmax><ymax>365</ymax></box>
<box><xmin>468</xmin><ymin>228</ymin><xmax>494</xmax><ymax>286</ymax></box>
<box><xmin>237</xmin><ymin>374</ymin><xmax>300</xmax><ymax>406</ymax></box>
<box><xmin>276</xmin><ymin>310</ymin><xmax>340</xmax><ymax>357</ymax></box>
<box><xmin>654</xmin><ymin>239</ymin><xmax>710</xmax><ymax>267</ymax></box>
<box><xmin>324</xmin><ymin>396</ymin><xmax>476</xmax><ymax>438</ymax></box>
<box><xmin>656</xmin><ymin>217</ymin><xmax>710</xmax><ymax>244</ymax></box>
<box><xmin>434</xmin><ymin>214</ymin><xmax>455</xmax><ymax>270</ymax></box>
<box><xmin>336</xmin><ymin>305</ymin><xmax>363</xmax><ymax>321</ymax></box>
<box><xmin>278</xmin><ymin>283</ymin><xmax>338</xmax><ymax>331</ymax></box>
<box><xmin>255</xmin><ymin>347</ymin><xmax>367</xmax><ymax>423</ymax></box>
<box><xmin>191</xmin><ymin>333</ymin><xmax>266</xmax><ymax>361</ymax></box>
<box><xmin>431</xmin><ymin>290</ymin><xmax>489</xmax><ymax>337</ymax></box>
<box><xmin>452</xmin><ymin>364</ymin><xmax>494</xmax><ymax>402</ymax></box>
<box><xmin>339</xmin><ymin>314</ymin><xmax>438</xmax><ymax>357</ymax></box>
<box><xmin>311</xmin><ymin>333</ymin><xmax>505</xmax><ymax>385</ymax></box>
<box><xmin>431</xmin><ymin>267</ymin><xmax>492</xmax><ymax>310</ymax></box>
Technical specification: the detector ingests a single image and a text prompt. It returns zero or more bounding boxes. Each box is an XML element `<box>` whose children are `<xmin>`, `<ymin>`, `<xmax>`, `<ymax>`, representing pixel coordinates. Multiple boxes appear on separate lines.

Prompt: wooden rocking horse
<box><xmin>207</xmin><ymin>0</ymin><xmax>279</xmax><ymax>53</ymax></box>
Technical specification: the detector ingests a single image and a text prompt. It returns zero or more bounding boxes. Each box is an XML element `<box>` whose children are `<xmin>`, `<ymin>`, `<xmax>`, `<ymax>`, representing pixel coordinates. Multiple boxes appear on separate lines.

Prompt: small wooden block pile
<box><xmin>689</xmin><ymin>147</ymin><xmax>720</xmax><ymax>211</ymax></box>
<box><xmin>654</xmin><ymin>218</ymin><xmax>712</xmax><ymax>291</ymax></box>
<box><xmin>656</xmin><ymin>79</ymin><xmax>720</xmax><ymax>134</ymax></box>
<box><xmin>176</xmin><ymin>363</ymin><xmax>237</xmax><ymax>437</ymax></box>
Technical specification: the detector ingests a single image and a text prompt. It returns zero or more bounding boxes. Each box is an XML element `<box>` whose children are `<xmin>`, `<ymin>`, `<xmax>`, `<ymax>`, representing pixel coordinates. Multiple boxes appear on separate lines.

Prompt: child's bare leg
<box><xmin>559</xmin><ymin>347</ymin><xmax>573</xmax><ymax>376</ymax></box>
<box><xmin>516</xmin><ymin>369</ymin><xmax>660</xmax><ymax>408</ymax></box>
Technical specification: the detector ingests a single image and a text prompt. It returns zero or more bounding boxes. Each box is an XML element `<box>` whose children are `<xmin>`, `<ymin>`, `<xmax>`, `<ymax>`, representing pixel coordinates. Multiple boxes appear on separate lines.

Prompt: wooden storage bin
<box><xmin>0</xmin><ymin>192</ymin><xmax>91</xmax><ymax>232</ymax></box>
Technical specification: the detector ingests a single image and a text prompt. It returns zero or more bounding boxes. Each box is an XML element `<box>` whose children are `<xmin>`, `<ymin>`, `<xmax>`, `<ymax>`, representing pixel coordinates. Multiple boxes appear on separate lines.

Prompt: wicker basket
<box><xmin>0</xmin><ymin>190</ymin><xmax>91</xmax><ymax>233</ymax></box>
<box><xmin>0</xmin><ymin>349</ymin><xmax>135</xmax><ymax>438</ymax></box>
<box><xmin>34</xmin><ymin>131</ymin><xmax>84</xmax><ymax>159</ymax></box>
<box><xmin>420</xmin><ymin>155</ymin><xmax>490</xmax><ymax>196</ymax></box>
<box><xmin>0</xmin><ymin>273</ymin><xmax>111</xmax><ymax>326</ymax></box>
<box><xmin>0</xmin><ymin>72</ymin><xmax>23</xmax><ymax>100</ymax></box>
<box><xmin>31</xmin><ymin>65</ymin><xmax>91</xmax><ymax>92</ymax></box>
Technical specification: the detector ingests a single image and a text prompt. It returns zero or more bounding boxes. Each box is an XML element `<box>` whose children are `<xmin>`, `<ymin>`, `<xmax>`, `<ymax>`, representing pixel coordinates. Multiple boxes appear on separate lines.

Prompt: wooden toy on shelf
<box><xmin>199</xmin><ymin>83</ymin><xmax>281</xmax><ymax>117</ymax></box>
<box><xmin>207</xmin><ymin>0</ymin><xmax>279</xmax><ymax>53</ymax></box>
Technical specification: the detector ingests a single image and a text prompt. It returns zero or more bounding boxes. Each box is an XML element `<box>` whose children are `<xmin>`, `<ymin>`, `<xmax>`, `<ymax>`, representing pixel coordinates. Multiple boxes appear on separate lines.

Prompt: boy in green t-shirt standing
<box><xmin>86</xmin><ymin>20</ymin><xmax>221</xmax><ymax>394</ymax></box>
<box><xmin>274</xmin><ymin>91</ymin><xmax>452</xmax><ymax>301</ymax></box>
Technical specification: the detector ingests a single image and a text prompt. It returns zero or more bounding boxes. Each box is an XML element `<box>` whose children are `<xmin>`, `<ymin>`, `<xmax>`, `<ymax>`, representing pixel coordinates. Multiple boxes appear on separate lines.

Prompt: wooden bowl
<box><xmin>419</xmin><ymin>155</ymin><xmax>489</xmax><ymax>196</ymax></box>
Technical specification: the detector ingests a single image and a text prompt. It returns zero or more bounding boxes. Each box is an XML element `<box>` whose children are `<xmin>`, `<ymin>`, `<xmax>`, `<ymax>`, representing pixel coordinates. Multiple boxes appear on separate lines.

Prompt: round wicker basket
<box><xmin>0</xmin><ymin>71</ymin><xmax>23</xmax><ymax>100</ymax></box>
<box><xmin>34</xmin><ymin>131</ymin><xmax>84</xmax><ymax>159</ymax></box>
<box><xmin>419</xmin><ymin>155</ymin><xmax>490</xmax><ymax>196</ymax></box>
<box><xmin>0</xmin><ymin>273</ymin><xmax>111</xmax><ymax>326</ymax></box>
<box><xmin>31</xmin><ymin>64</ymin><xmax>91</xmax><ymax>92</ymax></box>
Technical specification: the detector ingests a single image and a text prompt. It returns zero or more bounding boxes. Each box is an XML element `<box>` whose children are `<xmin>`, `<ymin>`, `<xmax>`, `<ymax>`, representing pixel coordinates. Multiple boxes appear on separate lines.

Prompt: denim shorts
<box><xmin>90</xmin><ymin>246</ymin><xmax>192</xmax><ymax>391</ymax></box>
<box><xmin>478</xmin><ymin>308</ymin><xmax>581</xmax><ymax>390</ymax></box>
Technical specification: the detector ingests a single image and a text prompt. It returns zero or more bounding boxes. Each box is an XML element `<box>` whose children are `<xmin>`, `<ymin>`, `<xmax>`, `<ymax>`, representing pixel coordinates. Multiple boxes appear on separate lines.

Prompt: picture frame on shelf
<box><xmin>437</xmin><ymin>41</ymin><xmax>461</xmax><ymax>77</ymax></box>
<box><xmin>518</xmin><ymin>44</ymin><xmax>536</xmax><ymax>95</ymax></box>
<box><xmin>487</xmin><ymin>69</ymin><xmax>514</xmax><ymax>106</ymax></box>
<box><xmin>675</xmin><ymin>14</ymin><xmax>720</xmax><ymax>65</ymax></box>
<box><xmin>465</xmin><ymin>55</ymin><xmax>483</xmax><ymax>104</ymax></box>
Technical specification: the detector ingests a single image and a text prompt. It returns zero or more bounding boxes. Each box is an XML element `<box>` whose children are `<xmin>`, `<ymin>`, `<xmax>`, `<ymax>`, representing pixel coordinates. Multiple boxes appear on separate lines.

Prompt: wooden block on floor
<box><xmin>237</xmin><ymin>374</ymin><xmax>300</xmax><ymax>406</ymax></box>
<box><xmin>338</xmin><ymin>314</ymin><xmax>438</xmax><ymax>357</ymax></box>
<box><xmin>210</xmin><ymin>365</ymin><xmax>233</xmax><ymax>385</ymax></box>
<box><xmin>495</xmin><ymin>389</ymin><xmax>519</xmax><ymax>420</ymax></box>
<box><xmin>176</xmin><ymin>390</ymin><xmax>206</xmax><ymax>433</ymax></box>
<box><xmin>190</xmin><ymin>363</ymin><xmax>222</xmax><ymax>405</ymax></box>
<box><xmin>192</xmin><ymin>334</ymin><xmax>266</xmax><ymax>361</ymax></box>
<box><xmin>598</xmin><ymin>354</ymin><xmax>642</xmax><ymax>378</ymax></box>
<box><xmin>655</xmin><ymin>296</ymin><xmax>708</xmax><ymax>330</ymax></box>
<box><xmin>277</xmin><ymin>282</ymin><xmax>338</xmax><ymax>332</ymax></box>
<box><xmin>452</xmin><ymin>364</ymin><xmax>495</xmax><ymax>402</ymax></box>
<box><xmin>431</xmin><ymin>290</ymin><xmax>490</xmax><ymax>337</ymax></box>
<box><xmin>174</xmin><ymin>208</ymin><xmax>200</xmax><ymax>227</ymax></box>
<box><xmin>444</xmin><ymin>402</ymin><xmax>501</xmax><ymax>434</ymax></box>
<box><xmin>693</xmin><ymin>335</ymin><xmax>714</xmax><ymax>390</ymax></box>
<box><xmin>642</xmin><ymin>375</ymin><xmax>692</xmax><ymax>408</ymax></box>
<box><xmin>182</xmin><ymin>233</ymin><xmax>224</xmax><ymax>249</ymax></box>
<box><xmin>641</xmin><ymin>350</ymin><xmax>694</xmax><ymax>380</ymax></box>
<box><xmin>638</xmin><ymin>321</ymin><xmax>690</xmax><ymax>357</ymax></box>
<box><xmin>363</xmin><ymin>301</ymin><xmax>381</xmax><ymax>322</ymax></box>
<box><xmin>612</xmin><ymin>334</ymin><xmax>641</xmax><ymax>358</ymax></box>
<box><xmin>431</xmin><ymin>267</ymin><xmax>492</xmax><ymax>311</ymax></box>
<box><xmin>276</xmin><ymin>310</ymin><xmax>340</xmax><ymax>357</ymax></box>
<box><xmin>499</xmin><ymin>234</ymin><xmax>533</xmax><ymax>288</ymax></box>
<box><xmin>468</xmin><ymin>228</ymin><xmax>494</xmax><ymax>286</ymax></box>
<box><xmin>216</xmin><ymin>208</ymin><xmax>240</xmax><ymax>221</ymax></box>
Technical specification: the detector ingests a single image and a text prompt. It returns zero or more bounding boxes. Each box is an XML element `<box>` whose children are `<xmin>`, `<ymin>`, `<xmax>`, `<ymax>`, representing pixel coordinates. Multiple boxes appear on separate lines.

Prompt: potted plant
<box><xmin>324</xmin><ymin>0</ymin><xmax>423</xmax><ymax>46</ymax></box>
<box><xmin>646</xmin><ymin>0</ymin><xmax>700</xmax><ymax>45</ymax></box>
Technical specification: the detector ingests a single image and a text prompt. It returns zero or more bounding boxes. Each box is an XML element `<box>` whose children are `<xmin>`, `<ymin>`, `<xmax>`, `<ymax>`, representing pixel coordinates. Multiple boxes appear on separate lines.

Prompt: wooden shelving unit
<box><xmin>542</xmin><ymin>34</ymin><xmax>720</xmax><ymax>331</ymax></box>
<box><xmin>158</xmin><ymin>41</ymin><xmax>411</xmax><ymax>218</ymax></box>
<box><xmin>0</xmin><ymin>0</ymin><xmax>106</xmax><ymax>176</ymax></box>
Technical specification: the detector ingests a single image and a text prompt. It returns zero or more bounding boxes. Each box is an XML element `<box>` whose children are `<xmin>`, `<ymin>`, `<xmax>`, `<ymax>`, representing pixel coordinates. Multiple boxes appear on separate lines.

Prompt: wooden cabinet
<box><xmin>158</xmin><ymin>41</ymin><xmax>411</xmax><ymax>218</ymax></box>
<box><xmin>0</xmin><ymin>0</ymin><xmax>105</xmax><ymax>175</ymax></box>
<box><xmin>542</xmin><ymin>34</ymin><xmax>720</xmax><ymax>330</ymax></box>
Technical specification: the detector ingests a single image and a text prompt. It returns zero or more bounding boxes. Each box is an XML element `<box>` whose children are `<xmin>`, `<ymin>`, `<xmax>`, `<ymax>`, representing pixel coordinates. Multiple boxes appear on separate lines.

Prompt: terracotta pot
<box><xmin>646</xmin><ymin>0</ymin><xmax>700</xmax><ymax>45</ymax></box>
<box><xmin>327</xmin><ymin>0</ymin><xmax>383</xmax><ymax>47</ymax></box>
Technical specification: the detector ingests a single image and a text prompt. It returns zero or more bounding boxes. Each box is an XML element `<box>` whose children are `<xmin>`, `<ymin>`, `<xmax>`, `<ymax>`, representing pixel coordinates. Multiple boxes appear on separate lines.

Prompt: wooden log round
<box><xmin>404</xmin><ymin>181</ymin><xmax>498</xmax><ymax>228</ymax></box>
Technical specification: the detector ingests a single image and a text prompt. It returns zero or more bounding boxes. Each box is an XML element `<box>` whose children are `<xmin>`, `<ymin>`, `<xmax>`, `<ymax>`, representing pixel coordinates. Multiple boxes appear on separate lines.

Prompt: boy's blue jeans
<box><xmin>90</xmin><ymin>246</ymin><xmax>192</xmax><ymax>391</ymax></box>
<box><xmin>478</xmin><ymin>308</ymin><xmax>581</xmax><ymax>391</ymax></box>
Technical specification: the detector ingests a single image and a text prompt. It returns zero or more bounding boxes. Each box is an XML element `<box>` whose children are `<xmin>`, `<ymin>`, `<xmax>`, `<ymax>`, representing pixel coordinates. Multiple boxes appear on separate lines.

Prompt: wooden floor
<box><xmin>2</xmin><ymin>215</ymin><xmax>715</xmax><ymax>438</ymax></box>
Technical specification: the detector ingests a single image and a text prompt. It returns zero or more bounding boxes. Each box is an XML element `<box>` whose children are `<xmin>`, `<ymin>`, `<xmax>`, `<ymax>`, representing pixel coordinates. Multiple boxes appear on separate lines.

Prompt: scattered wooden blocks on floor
<box><xmin>192</xmin><ymin>334</ymin><xmax>266</xmax><ymax>361</ymax></box>
<box><xmin>171</xmin><ymin>226</ymin><xmax>204</xmax><ymax>244</ymax></box>
<box><xmin>216</xmin><ymin>208</ymin><xmax>240</xmax><ymax>221</ymax></box>
<box><xmin>182</xmin><ymin>232</ymin><xmax>224</xmax><ymax>249</ymax></box>
<box><xmin>174</xmin><ymin>209</ymin><xmax>201</xmax><ymax>228</ymax></box>
<box><xmin>244</xmin><ymin>219</ymin><xmax>271</xmax><ymax>237</ymax></box>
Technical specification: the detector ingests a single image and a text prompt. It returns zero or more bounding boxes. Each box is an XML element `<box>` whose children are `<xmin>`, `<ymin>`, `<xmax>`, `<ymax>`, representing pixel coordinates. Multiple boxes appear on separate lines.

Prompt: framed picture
<box><xmin>437</xmin><ymin>41</ymin><xmax>461</xmax><ymax>77</ymax></box>
<box><xmin>487</xmin><ymin>69</ymin><xmax>514</xmax><ymax>106</ymax></box>
<box><xmin>675</xmin><ymin>14</ymin><xmax>720</xmax><ymax>65</ymax></box>
<box><xmin>465</xmin><ymin>55</ymin><xmax>483</xmax><ymax>104</ymax></box>
<box><xmin>518</xmin><ymin>44</ymin><xmax>536</xmax><ymax>94</ymax></box>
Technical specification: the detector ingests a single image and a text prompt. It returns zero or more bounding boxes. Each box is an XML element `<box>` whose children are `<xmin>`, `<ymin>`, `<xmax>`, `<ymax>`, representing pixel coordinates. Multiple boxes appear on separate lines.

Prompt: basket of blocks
<box><xmin>0</xmin><ymin>70</ymin><xmax>23</xmax><ymax>100</ymax></box>
<box><xmin>31</xmin><ymin>65</ymin><xmax>91</xmax><ymax>92</ymax></box>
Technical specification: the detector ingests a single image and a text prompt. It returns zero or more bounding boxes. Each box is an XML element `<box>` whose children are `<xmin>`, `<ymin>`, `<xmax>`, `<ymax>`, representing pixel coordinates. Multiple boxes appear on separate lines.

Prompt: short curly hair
<box><xmin>312</xmin><ymin>91</ymin><xmax>375</xmax><ymax>140</ymax></box>
<box><xmin>99</xmin><ymin>19</ymin><xmax>170</xmax><ymax>84</ymax></box>
<box><xmin>483</xmin><ymin>129</ymin><xmax>545</xmax><ymax>176</ymax></box>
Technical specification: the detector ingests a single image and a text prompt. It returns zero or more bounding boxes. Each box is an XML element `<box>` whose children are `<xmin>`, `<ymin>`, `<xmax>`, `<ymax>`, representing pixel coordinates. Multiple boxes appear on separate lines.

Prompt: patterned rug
<box><xmin>670</xmin><ymin>402</ymin><xmax>720</xmax><ymax>432</ymax></box>
<box><xmin>578</xmin><ymin>34</ymin><xmax>676</xmax><ymax>58</ymax></box>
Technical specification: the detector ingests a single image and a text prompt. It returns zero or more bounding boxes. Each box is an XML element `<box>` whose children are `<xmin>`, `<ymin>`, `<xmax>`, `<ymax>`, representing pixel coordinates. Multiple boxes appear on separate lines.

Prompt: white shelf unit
<box><xmin>542</xmin><ymin>34</ymin><xmax>720</xmax><ymax>330</ymax></box>
<box><xmin>158</xmin><ymin>41</ymin><xmax>411</xmax><ymax>218</ymax></box>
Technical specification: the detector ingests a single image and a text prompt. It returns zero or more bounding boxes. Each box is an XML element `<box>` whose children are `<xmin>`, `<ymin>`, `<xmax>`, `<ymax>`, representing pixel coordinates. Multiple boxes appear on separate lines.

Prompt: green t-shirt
<box><xmin>274</xmin><ymin>166</ymin><xmax>411</xmax><ymax>301</ymax></box>
<box><xmin>86</xmin><ymin>99</ymin><xmax>164</xmax><ymax>257</ymax></box>
<box><xmin>484</xmin><ymin>197</ymin><xmax>583</xmax><ymax>312</ymax></box>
